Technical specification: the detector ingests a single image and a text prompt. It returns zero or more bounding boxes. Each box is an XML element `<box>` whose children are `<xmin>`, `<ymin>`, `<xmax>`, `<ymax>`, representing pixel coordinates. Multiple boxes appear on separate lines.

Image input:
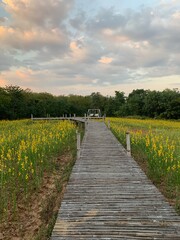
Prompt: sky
<box><xmin>0</xmin><ymin>0</ymin><xmax>179</xmax><ymax>96</ymax></box>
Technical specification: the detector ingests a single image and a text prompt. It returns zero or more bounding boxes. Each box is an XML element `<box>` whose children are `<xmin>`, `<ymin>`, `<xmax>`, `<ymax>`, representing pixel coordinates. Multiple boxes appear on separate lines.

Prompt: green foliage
<box><xmin>0</xmin><ymin>85</ymin><xmax>179</xmax><ymax>119</ymax></box>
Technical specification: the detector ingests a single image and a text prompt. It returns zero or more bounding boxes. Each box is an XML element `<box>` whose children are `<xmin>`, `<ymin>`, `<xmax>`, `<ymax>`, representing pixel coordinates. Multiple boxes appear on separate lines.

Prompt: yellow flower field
<box><xmin>106</xmin><ymin>117</ymin><xmax>180</xmax><ymax>210</ymax></box>
<box><xmin>0</xmin><ymin>120</ymin><xmax>77</xmax><ymax>219</ymax></box>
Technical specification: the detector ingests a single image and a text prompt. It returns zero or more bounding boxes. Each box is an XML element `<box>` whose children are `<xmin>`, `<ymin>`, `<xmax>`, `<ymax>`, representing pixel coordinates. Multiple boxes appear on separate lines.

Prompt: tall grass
<box><xmin>107</xmin><ymin>118</ymin><xmax>180</xmax><ymax>211</ymax></box>
<box><xmin>0</xmin><ymin>120</ymin><xmax>77</xmax><ymax>220</ymax></box>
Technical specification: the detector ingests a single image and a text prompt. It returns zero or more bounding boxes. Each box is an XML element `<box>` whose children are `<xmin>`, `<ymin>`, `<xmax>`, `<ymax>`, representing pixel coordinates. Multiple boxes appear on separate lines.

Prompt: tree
<box><xmin>143</xmin><ymin>90</ymin><xmax>161</xmax><ymax>118</ymax></box>
<box><xmin>0</xmin><ymin>87</ymin><xmax>11</xmax><ymax>119</ymax></box>
<box><xmin>5</xmin><ymin>85</ymin><xmax>25</xmax><ymax>119</ymax></box>
<box><xmin>113</xmin><ymin>91</ymin><xmax>126</xmax><ymax>116</ymax></box>
<box><xmin>104</xmin><ymin>96</ymin><xmax>115</xmax><ymax>116</ymax></box>
<box><xmin>158</xmin><ymin>89</ymin><xmax>180</xmax><ymax>119</ymax></box>
<box><xmin>67</xmin><ymin>95</ymin><xmax>91</xmax><ymax>116</ymax></box>
<box><xmin>31</xmin><ymin>92</ymin><xmax>55</xmax><ymax>117</ymax></box>
<box><xmin>126</xmin><ymin>89</ymin><xmax>148</xmax><ymax>116</ymax></box>
<box><xmin>89</xmin><ymin>92</ymin><xmax>107</xmax><ymax>115</ymax></box>
<box><xmin>0</xmin><ymin>85</ymin><xmax>179</xmax><ymax>120</ymax></box>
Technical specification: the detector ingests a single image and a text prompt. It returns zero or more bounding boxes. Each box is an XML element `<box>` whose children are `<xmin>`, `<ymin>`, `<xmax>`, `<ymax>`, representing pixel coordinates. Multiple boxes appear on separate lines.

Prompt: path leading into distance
<box><xmin>51</xmin><ymin>121</ymin><xmax>180</xmax><ymax>239</ymax></box>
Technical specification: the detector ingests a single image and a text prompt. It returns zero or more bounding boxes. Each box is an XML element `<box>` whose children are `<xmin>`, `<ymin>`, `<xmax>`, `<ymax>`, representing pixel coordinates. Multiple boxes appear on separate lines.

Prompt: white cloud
<box><xmin>0</xmin><ymin>26</ymin><xmax>68</xmax><ymax>50</ymax></box>
<box><xmin>0</xmin><ymin>0</ymin><xmax>72</xmax><ymax>63</ymax></box>
<box><xmin>2</xmin><ymin>0</ymin><xmax>74</xmax><ymax>28</ymax></box>
<box><xmin>0</xmin><ymin>0</ymin><xmax>179</xmax><ymax>95</ymax></box>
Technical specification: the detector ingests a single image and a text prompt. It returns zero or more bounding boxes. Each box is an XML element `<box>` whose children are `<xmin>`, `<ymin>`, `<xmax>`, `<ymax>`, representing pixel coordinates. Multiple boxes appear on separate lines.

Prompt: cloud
<box><xmin>0</xmin><ymin>26</ymin><xmax>68</xmax><ymax>52</ymax></box>
<box><xmin>0</xmin><ymin>0</ymin><xmax>74</xmax><ymax>61</ymax></box>
<box><xmin>0</xmin><ymin>16</ymin><xmax>7</xmax><ymax>23</ymax></box>
<box><xmin>82</xmin><ymin>4</ymin><xmax>179</xmax><ymax>76</ymax></box>
<box><xmin>69</xmin><ymin>40</ymin><xmax>88</xmax><ymax>62</ymax></box>
<box><xmin>172</xmin><ymin>11</ymin><xmax>180</xmax><ymax>20</ymax></box>
<box><xmin>2</xmin><ymin>0</ymin><xmax>74</xmax><ymax>28</ymax></box>
<box><xmin>98</xmin><ymin>56</ymin><xmax>113</xmax><ymax>64</ymax></box>
<box><xmin>0</xmin><ymin>48</ymin><xmax>19</xmax><ymax>71</ymax></box>
<box><xmin>0</xmin><ymin>77</ymin><xmax>7</xmax><ymax>86</ymax></box>
<box><xmin>0</xmin><ymin>0</ymin><xmax>179</xmax><ymax>95</ymax></box>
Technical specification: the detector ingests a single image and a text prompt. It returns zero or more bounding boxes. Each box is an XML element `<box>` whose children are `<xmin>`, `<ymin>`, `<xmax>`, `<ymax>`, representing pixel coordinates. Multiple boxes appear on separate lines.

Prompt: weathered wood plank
<box><xmin>31</xmin><ymin>116</ymin><xmax>86</xmax><ymax>123</ymax></box>
<box><xmin>51</xmin><ymin>121</ymin><xmax>180</xmax><ymax>239</ymax></box>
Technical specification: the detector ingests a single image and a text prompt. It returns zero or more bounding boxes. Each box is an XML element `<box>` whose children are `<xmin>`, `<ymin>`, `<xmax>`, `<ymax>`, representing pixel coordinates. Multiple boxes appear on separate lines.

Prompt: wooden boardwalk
<box><xmin>51</xmin><ymin>121</ymin><xmax>180</xmax><ymax>239</ymax></box>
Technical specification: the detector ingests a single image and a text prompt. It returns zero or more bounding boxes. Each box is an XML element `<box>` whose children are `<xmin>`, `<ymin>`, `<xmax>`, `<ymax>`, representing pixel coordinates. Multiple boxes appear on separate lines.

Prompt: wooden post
<box><xmin>74</xmin><ymin>114</ymin><xmax>76</xmax><ymax>118</ymax></box>
<box><xmin>84</xmin><ymin>113</ymin><xmax>86</xmax><ymax>119</ymax></box>
<box><xmin>31</xmin><ymin>114</ymin><xmax>33</xmax><ymax>120</ymax></box>
<box><xmin>77</xmin><ymin>132</ymin><xmax>81</xmax><ymax>159</ymax></box>
<box><xmin>126</xmin><ymin>132</ymin><xmax>131</xmax><ymax>156</ymax></box>
<box><xmin>85</xmin><ymin>119</ymin><xmax>88</xmax><ymax>131</ymax></box>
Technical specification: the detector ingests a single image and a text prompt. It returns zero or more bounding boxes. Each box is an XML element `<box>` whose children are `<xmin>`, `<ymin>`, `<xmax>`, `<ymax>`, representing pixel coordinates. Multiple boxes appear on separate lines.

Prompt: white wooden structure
<box><xmin>87</xmin><ymin>109</ymin><xmax>101</xmax><ymax>118</ymax></box>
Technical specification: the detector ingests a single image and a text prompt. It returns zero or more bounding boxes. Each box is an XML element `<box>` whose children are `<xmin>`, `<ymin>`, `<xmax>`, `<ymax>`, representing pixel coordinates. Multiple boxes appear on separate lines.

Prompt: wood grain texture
<box><xmin>51</xmin><ymin>121</ymin><xmax>180</xmax><ymax>239</ymax></box>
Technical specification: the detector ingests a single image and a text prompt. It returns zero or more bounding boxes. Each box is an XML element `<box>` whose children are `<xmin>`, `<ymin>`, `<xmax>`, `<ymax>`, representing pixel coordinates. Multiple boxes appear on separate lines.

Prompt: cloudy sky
<box><xmin>0</xmin><ymin>0</ymin><xmax>179</xmax><ymax>96</ymax></box>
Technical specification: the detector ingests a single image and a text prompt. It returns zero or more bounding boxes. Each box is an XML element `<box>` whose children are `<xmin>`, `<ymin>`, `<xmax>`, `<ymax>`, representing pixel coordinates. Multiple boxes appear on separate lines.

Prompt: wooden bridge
<box><xmin>51</xmin><ymin>121</ymin><xmax>180</xmax><ymax>239</ymax></box>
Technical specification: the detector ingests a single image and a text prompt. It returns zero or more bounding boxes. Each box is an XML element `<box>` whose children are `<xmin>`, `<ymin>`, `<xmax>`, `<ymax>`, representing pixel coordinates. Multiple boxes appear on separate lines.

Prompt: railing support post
<box><xmin>77</xmin><ymin>132</ymin><xmax>81</xmax><ymax>159</ymax></box>
<box><xmin>126</xmin><ymin>132</ymin><xmax>131</xmax><ymax>156</ymax></box>
<box><xmin>85</xmin><ymin>118</ymin><xmax>88</xmax><ymax>131</ymax></box>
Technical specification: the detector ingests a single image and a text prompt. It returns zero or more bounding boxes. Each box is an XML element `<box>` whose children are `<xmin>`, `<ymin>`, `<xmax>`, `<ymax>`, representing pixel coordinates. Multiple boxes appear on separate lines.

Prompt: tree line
<box><xmin>0</xmin><ymin>85</ymin><xmax>179</xmax><ymax>120</ymax></box>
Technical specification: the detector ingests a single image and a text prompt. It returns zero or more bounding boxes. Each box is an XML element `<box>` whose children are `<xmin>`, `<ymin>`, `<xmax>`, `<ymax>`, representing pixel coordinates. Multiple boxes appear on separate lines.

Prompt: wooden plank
<box><xmin>31</xmin><ymin>116</ymin><xmax>86</xmax><ymax>123</ymax></box>
<box><xmin>51</xmin><ymin>121</ymin><xmax>180</xmax><ymax>239</ymax></box>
